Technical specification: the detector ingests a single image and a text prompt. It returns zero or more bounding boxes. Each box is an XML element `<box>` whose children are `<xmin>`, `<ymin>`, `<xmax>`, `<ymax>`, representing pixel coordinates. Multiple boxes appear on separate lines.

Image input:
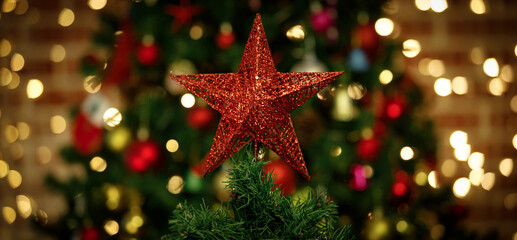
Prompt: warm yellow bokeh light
<box><xmin>0</xmin><ymin>160</ymin><xmax>9</xmax><ymax>178</ymax></box>
<box><xmin>181</xmin><ymin>93</ymin><xmax>195</xmax><ymax>108</ymax></box>
<box><xmin>481</xmin><ymin>172</ymin><xmax>495</xmax><ymax>191</ymax></box>
<box><xmin>512</xmin><ymin>134</ymin><xmax>517</xmax><ymax>150</ymax></box>
<box><xmin>415</xmin><ymin>0</ymin><xmax>431</xmax><ymax>11</ymax></box>
<box><xmin>104</xmin><ymin>220</ymin><xmax>119</xmax><ymax>236</ymax></box>
<box><xmin>364</xmin><ymin>165</ymin><xmax>373</xmax><ymax>178</ymax></box>
<box><xmin>434</xmin><ymin>78</ymin><xmax>452</xmax><ymax>97</ymax></box>
<box><xmin>379</xmin><ymin>69</ymin><xmax>393</xmax><ymax>84</ymax></box>
<box><xmin>16</xmin><ymin>195</ymin><xmax>32</xmax><ymax>219</ymax></box>
<box><xmin>402</xmin><ymin>39</ymin><xmax>421</xmax><ymax>58</ymax></box>
<box><xmin>501</xmin><ymin>65</ymin><xmax>513</xmax><ymax>83</ymax></box>
<box><xmin>8</xmin><ymin>71</ymin><xmax>20</xmax><ymax>89</ymax></box>
<box><xmin>418</xmin><ymin>58</ymin><xmax>431</xmax><ymax>76</ymax></box>
<box><xmin>50</xmin><ymin>44</ymin><xmax>66</xmax><ymax>62</ymax></box>
<box><xmin>2</xmin><ymin>206</ymin><xmax>16</xmax><ymax>224</ymax></box>
<box><xmin>166</xmin><ymin>139</ymin><xmax>179</xmax><ymax>153</ymax></box>
<box><xmin>347</xmin><ymin>82</ymin><xmax>366</xmax><ymax>100</ymax></box>
<box><xmin>11</xmin><ymin>142</ymin><xmax>24</xmax><ymax>160</ymax></box>
<box><xmin>428</xmin><ymin>59</ymin><xmax>445</xmax><ymax>77</ymax></box>
<box><xmin>451</xmin><ymin>76</ymin><xmax>468</xmax><ymax>95</ymax></box>
<box><xmin>11</xmin><ymin>52</ymin><xmax>24</xmax><ymax>71</ymax></box>
<box><xmin>167</xmin><ymin>175</ymin><xmax>184</xmax><ymax>194</ymax></box>
<box><xmin>515</xmin><ymin>44</ymin><xmax>517</xmax><ymax>57</ymax></box>
<box><xmin>483</xmin><ymin>58</ymin><xmax>499</xmax><ymax>77</ymax></box>
<box><xmin>14</xmin><ymin>0</ymin><xmax>28</xmax><ymax>15</ymax></box>
<box><xmin>469</xmin><ymin>168</ymin><xmax>484</xmax><ymax>186</ymax></box>
<box><xmin>415</xmin><ymin>171</ymin><xmax>427</xmax><ymax>186</ymax></box>
<box><xmin>105</xmin><ymin>185</ymin><xmax>121</xmax><ymax>210</ymax></box>
<box><xmin>58</xmin><ymin>8</ymin><xmax>74</xmax><ymax>27</ymax></box>
<box><xmin>430</xmin><ymin>0</ymin><xmax>448</xmax><ymax>12</ymax></box>
<box><xmin>189</xmin><ymin>25</ymin><xmax>203</xmax><ymax>40</ymax></box>
<box><xmin>505</xmin><ymin>193</ymin><xmax>517</xmax><ymax>210</ymax></box>
<box><xmin>286</xmin><ymin>25</ymin><xmax>305</xmax><ymax>41</ymax></box>
<box><xmin>428</xmin><ymin>171</ymin><xmax>438</xmax><ymax>188</ymax></box>
<box><xmin>449</xmin><ymin>130</ymin><xmax>467</xmax><ymax>149</ymax></box>
<box><xmin>2</xmin><ymin>0</ymin><xmax>16</xmax><ymax>13</ymax></box>
<box><xmin>468</xmin><ymin>152</ymin><xmax>484</xmax><ymax>170</ymax></box>
<box><xmin>396</xmin><ymin>220</ymin><xmax>408</xmax><ymax>233</ymax></box>
<box><xmin>374</xmin><ymin>18</ymin><xmax>394</xmax><ymax>36</ymax></box>
<box><xmin>0</xmin><ymin>67</ymin><xmax>13</xmax><ymax>87</ymax></box>
<box><xmin>103</xmin><ymin>108</ymin><xmax>122</xmax><ymax>127</ymax></box>
<box><xmin>441</xmin><ymin>159</ymin><xmax>457</xmax><ymax>177</ymax></box>
<box><xmin>0</xmin><ymin>39</ymin><xmax>11</xmax><ymax>57</ymax></box>
<box><xmin>331</xmin><ymin>146</ymin><xmax>342</xmax><ymax>157</ymax></box>
<box><xmin>488</xmin><ymin>78</ymin><xmax>506</xmax><ymax>96</ymax></box>
<box><xmin>27</xmin><ymin>79</ymin><xmax>44</xmax><ymax>99</ymax></box>
<box><xmin>37</xmin><ymin>146</ymin><xmax>52</xmax><ymax>164</ymax></box>
<box><xmin>17</xmin><ymin>122</ymin><xmax>30</xmax><ymax>140</ymax></box>
<box><xmin>88</xmin><ymin>0</ymin><xmax>107</xmax><ymax>10</ymax></box>
<box><xmin>83</xmin><ymin>75</ymin><xmax>102</xmax><ymax>93</ymax></box>
<box><xmin>5</xmin><ymin>125</ymin><xmax>19</xmax><ymax>143</ymax></box>
<box><xmin>90</xmin><ymin>156</ymin><xmax>107</xmax><ymax>172</ymax></box>
<box><xmin>7</xmin><ymin>170</ymin><xmax>22</xmax><ymax>189</ymax></box>
<box><xmin>400</xmin><ymin>146</ymin><xmax>414</xmax><ymax>160</ymax></box>
<box><xmin>50</xmin><ymin>115</ymin><xmax>67</xmax><ymax>134</ymax></box>
<box><xmin>453</xmin><ymin>178</ymin><xmax>471</xmax><ymax>198</ymax></box>
<box><xmin>499</xmin><ymin>158</ymin><xmax>513</xmax><ymax>177</ymax></box>
<box><xmin>470</xmin><ymin>0</ymin><xmax>486</xmax><ymax>14</ymax></box>
<box><xmin>470</xmin><ymin>47</ymin><xmax>485</xmax><ymax>65</ymax></box>
<box><xmin>454</xmin><ymin>144</ymin><xmax>471</xmax><ymax>161</ymax></box>
<box><xmin>511</xmin><ymin>96</ymin><xmax>517</xmax><ymax>113</ymax></box>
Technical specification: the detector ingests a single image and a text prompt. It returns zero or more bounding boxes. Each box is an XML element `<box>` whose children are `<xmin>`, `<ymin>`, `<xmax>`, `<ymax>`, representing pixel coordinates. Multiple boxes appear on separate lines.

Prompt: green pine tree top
<box><xmin>163</xmin><ymin>144</ymin><xmax>354</xmax><ymax>240</ymax></box>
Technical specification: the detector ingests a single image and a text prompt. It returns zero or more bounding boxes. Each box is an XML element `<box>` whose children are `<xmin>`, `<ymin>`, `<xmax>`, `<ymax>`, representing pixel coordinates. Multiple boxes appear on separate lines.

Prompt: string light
<box><xmin>414</xmin><ymin>171</ymin><xmax>427</xmax><ymax>186</ymax></box>
<box><xmin>483</xmin><ymin>58</ymin><xmax>499</xmax><ymax>77</ymax></box>
<box><xmin>166</xmin><ymin>139</ymin><xmax>179</xmax><ymax>153</ymax></box>
<box><xmin>103</xmin><ymin>108</ymin><xmax>122</xmax><ymax>127</ymax></box>
<box><xmin>480</xmin><ymin>172</ymin><xmax>495</xmax><ymax>191</ymax></box>
<box><xmin>415</xmin><ymin>0</ymin><xmax>431</xmax><ymax>11</ymax></box>
<box><xmin>50</xmin><ymin>115</ymin><xmax>67</xmax><ymax>134</ymax></box>
<box><xmin>402</xmin><ymin>39</ymin><xmax>421</xmax><ymax>58</ymax></box>
<box><xmin>286</xmin><ymin>25</ymin><xmax>305</xmax><ymax>41</ymax></box>
<box><xmin>57</xmin><ymin>8</ymin><xmax>74</xmax><ymax>27</ymax></box>
<box><xmin>430</xmin><ymin>0</ymin><xmax>448</xmax><ymax>13</ymax></box>
<box><xmin>434</xmin><ymin>78</ymin><xmax>451</xmax><ymax>96</ymax></box>
<box><xmin>512</xmin><ymin>134</ymin><xmax>517</xmax><ymax>150</ymax></box>
<box><xmin>50</xmin><ymin>44</ymin><xmax>66</xmax><ymax>62</ymax></box>
<box><xmin>453</xmin><ymin>178</ymin><xmax>470</xmax><ymax>198</ymax></box>
<box><xmin>11</xmin><ymin>53</ymin><xmax>24</xmax><ymax>71</ymax></box>
<box><xmin>469</xmin><ymin>169</ymin><xmax>484</xmax><ymax>186</ymax></box>
<box><xmin>347</xmin><ymin>82</ymin><xmax>366</xmax><ymax>100</ymax></box>
<box><xmin>470</xmin><ymin>0</ymin><xmax>486</xmax><ymax>14</ymax></box>
<box><xmin>26</xmin><ymin>79</ymin><xmax>44</xmax><ymax>99</ymax></box>
<box><xmin>181</xmin><ymin>93</ymin><xmax>195</xmax><ymax>108</ymax></box>
<box><xmin>374</xmin><ymin>18</ymin><xmax>394</xmax><ymax>36</ymax></box>
<box><xmin>499</xmin><ymin>158</ymin><xmax>513</xmax><ymax>177</ymax></box>
<box><xmin>515</xmin><ymin>44</ymin><xmax>517</xmax><ymax>57</ymax></box>
<box><xmin>88</xmin><ymin>0</ymin><xmax>107</xmax><ymax>10</ymax></box>
<box><xmin>400</xmin><ymin>146</ymin><xmax>414</xmax><ymax>160</ymax></box>
<box><xmin>5</xmin><ymin>125</ymin><xmax>19</xmax><ymax>143</ymax></box>
<box><xmin>451</xmin><ymin>76</ymin><xmax>468</xmax><ymax>95</ymax></box>
<box><xmin>379</xmin><ymin>70</ymin><xmax>393</xmax><ymax>84</ymax></box>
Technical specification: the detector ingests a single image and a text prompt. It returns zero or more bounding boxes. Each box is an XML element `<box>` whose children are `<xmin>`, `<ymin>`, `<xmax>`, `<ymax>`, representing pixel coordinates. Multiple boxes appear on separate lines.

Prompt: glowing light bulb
<box><xmin>400</xmin><ymin>146</ymin><xmax>414</xmax><ymax>160</ymax></box>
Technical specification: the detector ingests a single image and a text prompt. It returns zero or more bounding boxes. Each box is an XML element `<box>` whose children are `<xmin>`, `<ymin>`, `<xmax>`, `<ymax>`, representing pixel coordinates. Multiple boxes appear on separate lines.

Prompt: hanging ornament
<box><xmin>105</xmin><ymin>21</ymin><xmax>134</xmax><ymax>86</ymax></box>
<box><xmin>310</xmin><ymin>8</ymin><xmax>335</xmax><ymax>33</ymax></box>
<box><xmin>170</xmin><ymin>14</ymin><xmax>342</xmax><ymax>179</ymax></box>
<box><xmin>216</xmin><ymin>22</ymin><xmax>235</xmax><ymax>50</ymax></box>
<box><xmin>80</xmin><ymin>226</ymin><xmax>101</xmax><ymax>240</ymax></box>
<box><xmin>124</xmin><ymin>140</ymin><xmax>161</xmax><ymax>172</ymax></box>
<box><xmin>349</xmin><ymin>164</ymin><xmax>367</xmax><ymax>191</ymax></box>
<box><xmin>349</xmin><ymin>48</ymin><xmax>370</xmax><ymax>72</ymax></box>
<box><xmin>357</xmin><ymin>137</ymin><xmax>380</xmax><ymax>160</ymax></box>
<box><xmin>106</xmin><ymin>126</ymin><xmax>132</xmax><ymax>152</ymax></box>
<box><xmin>72</xmin><ymin>113</ymin><xmax>103</xmax><ymax>155</ymax></box>
<box><xmin>291</xmin><ymin>52</ymin><xmax>327</xmax><ymax>73</ymax></box>
<box><xmin>81</xmin><ymin>92</ymin><xmax>111</xmax><ymax>127</ymax></box>
<box><xmin>166</xmin><ymin>0</ymin><xmax>202</xmax><ymax>30</ymax></box>
<box><xmin>187</xmin><ymin>107</ymin><xmax>216</xmax><ymax>131</ymax></box>
<box><xmin>137</xmin><ymin>35</ymin><xmax>159</xmax><ymax>66</ymax></box>
<box><xmin>264</xmin><ymin>160</ymin><xmax>298</xmax><ymax>195</ymax></box>
<box><xmin>354</xmin><ymin>23</ymin><xmax>380</xmax><ymax>59</ymax></box>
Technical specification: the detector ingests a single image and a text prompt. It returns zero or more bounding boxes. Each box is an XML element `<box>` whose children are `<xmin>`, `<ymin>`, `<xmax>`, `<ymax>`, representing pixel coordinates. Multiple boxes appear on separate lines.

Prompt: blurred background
<box><xmin>0</xmin><ymin>0</ymin><xmax>516</xmax><ymax>239</ymax></box>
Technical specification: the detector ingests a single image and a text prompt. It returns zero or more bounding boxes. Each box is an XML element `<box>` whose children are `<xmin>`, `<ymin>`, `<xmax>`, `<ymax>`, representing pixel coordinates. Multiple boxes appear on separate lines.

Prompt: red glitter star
<box><xmin>171</xmin><ymin>14</ymin><xmax>342</xmax><ymax>179</ymax></box>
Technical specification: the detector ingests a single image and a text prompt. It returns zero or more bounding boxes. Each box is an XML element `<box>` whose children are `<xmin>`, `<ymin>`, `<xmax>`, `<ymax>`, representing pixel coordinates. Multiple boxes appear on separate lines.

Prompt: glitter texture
<box><xmin>170</xmin><ymin>14</ymin><xmax>342</xmax><ymax>179</ymax></box>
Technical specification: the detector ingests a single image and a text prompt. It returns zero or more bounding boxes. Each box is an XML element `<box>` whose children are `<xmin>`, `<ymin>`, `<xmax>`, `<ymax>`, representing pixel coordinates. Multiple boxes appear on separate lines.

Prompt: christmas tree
<box><xmin>40</xmin><ymin>0</ymin><xmax>473</xmax><ymax>239</ymax></box>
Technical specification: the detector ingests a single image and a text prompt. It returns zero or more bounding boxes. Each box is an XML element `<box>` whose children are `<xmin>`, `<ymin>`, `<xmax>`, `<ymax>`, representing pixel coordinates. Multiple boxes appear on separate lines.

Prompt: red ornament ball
<box><xmin>72</xmin><ymin>113</ymin><xmax>103</xmax><ymax>155</ymax></box>
<box><xmin>80</xmin><ymin>226</ymin><xmax>101</xmax><ymax>240</ymax></box>
<box><xmin>187</xmin><ymin>107</ymin><xmax>216</xmax><ymax>131</ymax></box>
<box><xmin>125</xmin><ymin>140</ymin><xmax>161</xmax><ymax>172</ymax></box>
<box><xmin>357</xmin><ymin>137</ymin><xmax>380</xmax><ymax>160</ymax></box>
<box><xmin>137</xmin><ymin>43</ymin><xmax>159</xmax><ymax>66</ymax></box>
<box><xmin>216</xmin><ymin>32</ymin><xmax>235</xmax><ymax>50</ymax></box>
<box><xmin>310</xmin><ymin>10</ymin><xmax>334</xmax><ymax>32</ymax></box>
<box><xmin>264</xmin><ymin>160</ymin><xmax>297</xmax><ymax>195</ymax></box>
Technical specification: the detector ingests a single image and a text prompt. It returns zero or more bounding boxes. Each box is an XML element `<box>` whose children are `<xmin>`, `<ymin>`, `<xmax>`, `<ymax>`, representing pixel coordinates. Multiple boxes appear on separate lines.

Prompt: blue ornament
<box><xmin>349</xmin><ymin>48</ymin><xmax>370</xmax><ymax>72</ymax></box>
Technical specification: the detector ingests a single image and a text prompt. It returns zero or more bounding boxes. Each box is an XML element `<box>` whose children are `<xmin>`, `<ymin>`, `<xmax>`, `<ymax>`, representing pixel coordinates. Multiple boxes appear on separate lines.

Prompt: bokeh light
<box><xmin>450</xmin><ymin>131</ymin><xmax>468</xmax><ymax>149</ymax></box>
<box><xmin>414</xmin><ymin>171</ymin><xmax>427</xmax><ymax>186</ymax></box>
<box><xmin>499</xmin><ymin>158</ymin><xmax>513</xmax><ymax>177</ymax></box>
<box><xmin>0</xmin><ymin>160</ymin><xmax>9</xmax><ymax>178</ymax></box>
<box><xmin>286</xmin><ymin>25</ymin><xmax>305</xmax><ymax>41</ymax></box>
<box><xmin>0</xmin><ymin>39</ymin><xmax>11</xmax><ymax>57</ymax></box>
<box><xmin>0</xmin><ymin>67</ymin><xmax>12</xmax><ymax>86</ymax></box>
<box><xmin>451</xmin><ymin>76</ymin><xmax>468</xmax><ymax>95</ymax></box>
<box><xmin>470</xmin><ymin>47</ymin><xmax>485</xmax><ymax>64</ymax></box>
<box><xmin>2</xmin><ymin>206</ymin><xmax>16</xmax><ymax>224</ymax></box>
<box><xmin>513</xmin><ymin>134</ymin><xmax>517</xmax><ymax>150</ymax></box>
<box><xmin>454</xmin><ymin>144</ymin><xmax>471</xmax><ymax>161</ymax></box>
<box><xmin>58</xmin><ymin>8</ymin><xmax>74</xmax><ymax>27</ymax></box>
<box><xmin>468</xmin><ymin>152</ymin><xmax>484</xmax><ymax>170</ymax></box>
<box><xmin>469</xmin><ymin>169</ymin><xmax>484</xmax><ymax>186</ymax></box>
<box><xmin>83</xmin><ymin>75</ymin><xmax>102</xmax><ymax>93</ymax></box>
<box><xmin>504</xmin><ymin>193</ymin><xmax>517</xmax><ymax>210</ymax></box>
<box><xmin>347</xmin><ymin>82</ymin><xmax>366</xmax><ymax>100</ymax></box>
<box><xmin>26</xmin><ymin>79</ymin><xmax>44</xmax><ymax>99</ymax></box>
<box><xmin>415</xmin><ymin>0</ymin><xmax>431</xmax><ymax>11</ymax></box>
<box><xmin>181</xmin><ymin>93</ymin><xmax>195</xmax><ymax>108</ymax></box>
<box><xmin>50</xmin><ymin>44</ymin><xmax>66</xmax><ymax>62</ymax></box>
<box><xmin>428</xmin><ymin>171</ymin><xmax>438</xmax><ymax>188</ymax></box>
<box><xmin>483</xmin><ymin>58</ymin><xmax>499</xmax><ymax>77</ymax></box>
<box><xmin>441</xmin><ymin>159</ymin><xmax>457</xmax><ymax>177</ymax></box>
<box><xmin>418</xmin><ymin>58</ymin><xmax>431</xmax><ymax>76</ymax></box>
<box><xmin>189</xmin><ymin>25</ymin><xmax>203</xmax><ymax>40</ymax></box>
<box><xmin>428</xmin><ymin>59</ymin><xmax>445</xmax><ymax>77</ymax></box>
<box><xmin>481</xmin><ymin>172</ymin><xmax>495</xmax><ymax>191</ymax></box>
<box><xmin>379</xmin><ymin>69</ymin><xmax>393</xmax><ymax>84</ymax></box>
<box><xmin>88</xmin><ymin>0</ymin><xmax>107</xmax><ymax>10</ymax></box>
<box><xmin>400</xmin><ymin>146</ymin><xmax>414</xmax><ymax>160</ymax></box>
<box><xmin>7</xmin><ymin>170</ymin><xmax>22</xmax><ymax>189</ymax></box>
<box><xmin>103</xmin><ymin>108</ymin><xmax>122</xmax><ymax>127</ymax></box>
<box><xmin>104</xmin><ymin>220</ymin><xmax>119</xmax><ymax>236</ymax></box>
<box><xmin>2</xmin><ymin>0</ymin><xmax>16</xmax><ymax>13</ymax></box>
<box><xmin>434</xmin><ymin>78</ymin><xmax>452</xmax><ymax>96</ymax></box>
<box><xmin>501</xmin><ymin>65</ymin><xmax>513</xmax><ymax>83</ymax></box>
<box><xmin>402</xmin><ymin>39</ymin><xmax>421</xmax><ymax>58</ymax></box>
<box><xmin>11</xmin><ymin>52</ymin><xmax>24</xmax><ymax>71</ymax></box>
<box><xmin>166</xmin><ymin>139</ymin><xmax>179</xmax><ymax>153</ymax></box>
<box><xmin>167</xmin><ymin>175</ymin><xmax>184</xmax><ymax>194</ymax></box>
<box><xmin>17</xmin><ymin>122</ymin><xmax>30</xmax><ymax>140</ymax></box>
<box><xmin>470</xmin><ymin>0</ymin><xmax>486</xmax><ymax>14</ymax></box>
<box><xmin>430</xmin><ymin>0</ymin><xmax>448</xmax><ymax>12</ymax></box>
<box><xmin>37</xmin><ymin>146</ymin><xmax>52</xmax><ymax>164</ymax></box>
<box><xmin>8</xmin><ymin>71</ymin><xmax>20</xmax><ymax>89</ymax></box>
<box><xmin>50</xmin><ymin>115</ymin><xmax>66</xmax><ymax>134</ymax></box>
<box><xmin>374</xmin><ymin>18</ymin><xmax>394</xmax><ymax>36</ymax></box>
<box><xmin>90</xmin><ymin>156</ymin><xmax>107</xmax><ymax>172</ymax></box>
<box><xmin>16</xmin><ymin>195</ymin><xmax>32</xmax><ymax>219</ymax></box>
<box><xmin>453</xmin><ymin>178</ymin><xmax>470</xmax><ymax>198</ymax></box>
<box><xmin>511</xmin><ymin>96</ymin><xmax>517</xmax><ymax>113</ymax></box>
<box><xmin>488</xmin><ymin>78</ymin><xmax>506</xmax><ymax>96</ymax></box>
<box><xmin>5</xmin><ymin>125</ymin><xmax>19</xmax><ymax>143</ymax></box>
